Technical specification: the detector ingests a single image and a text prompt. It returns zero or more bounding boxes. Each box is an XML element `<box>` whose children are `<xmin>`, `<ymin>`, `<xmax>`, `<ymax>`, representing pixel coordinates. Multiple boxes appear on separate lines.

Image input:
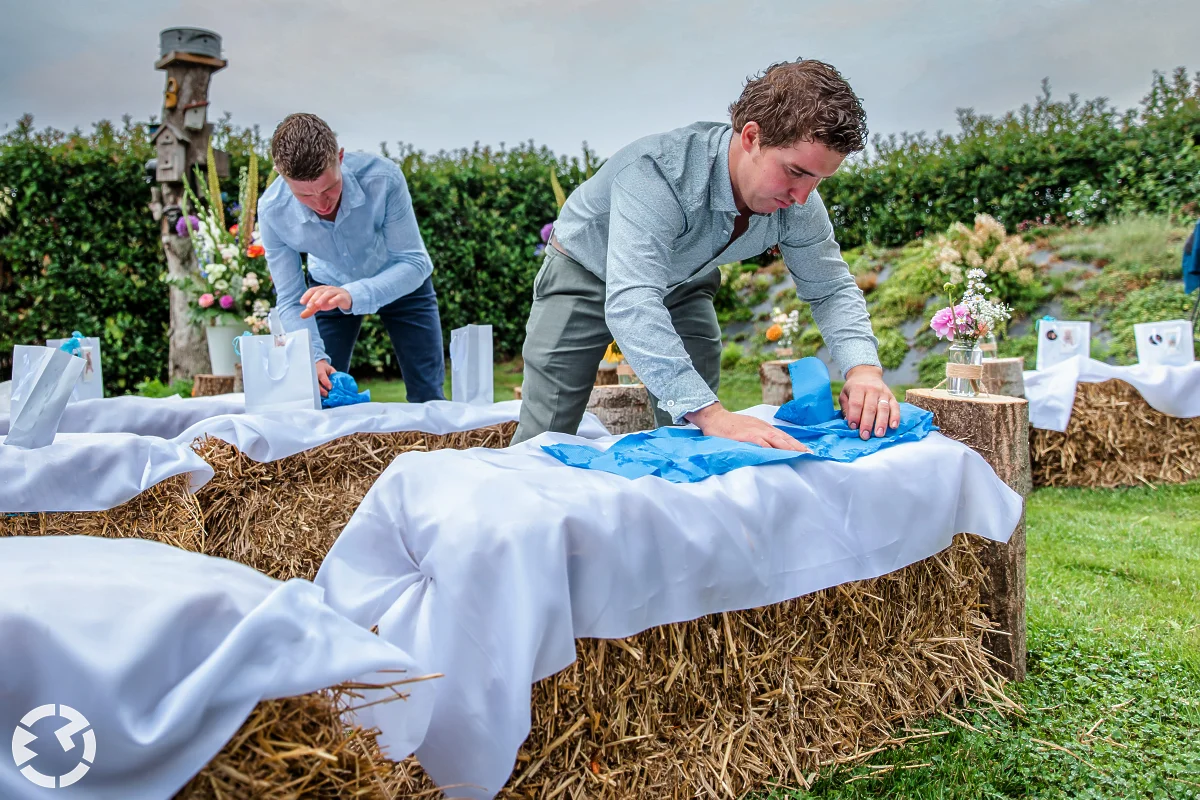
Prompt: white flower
<box><xmin>220</xmin><ymin>245</ymin><xmax>238</xmax><ymax>264</ymax></box>
<box><xmin>253</xmin><ymin>299</ymin><xmax>271</xmax><ymax>314</ymax></box>
<box><xmin>241</xmin><ymin>272</ymin><xmax>260</xmax><ymax>292</ymax></box>
<box><xmin>214</xmin><ymin>279</ymin><xmax>229</xmax><ymax>291</ymax></box>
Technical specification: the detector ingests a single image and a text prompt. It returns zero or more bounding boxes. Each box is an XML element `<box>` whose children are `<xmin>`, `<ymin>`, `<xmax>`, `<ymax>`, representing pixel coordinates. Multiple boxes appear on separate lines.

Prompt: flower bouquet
<box><xmin>170</xmin><ymin>146</ymin><xmax>274</xmax><ymax>374</ymax></box>
<box><xmin>929</xmin><ymin>269</ymin><xmax>1011</xmax><ymax>397</ymax></box>
<box><xmin>765</xmin><ymin>307</ymin><xmax>802</xmax><ymax>356</ymax></box>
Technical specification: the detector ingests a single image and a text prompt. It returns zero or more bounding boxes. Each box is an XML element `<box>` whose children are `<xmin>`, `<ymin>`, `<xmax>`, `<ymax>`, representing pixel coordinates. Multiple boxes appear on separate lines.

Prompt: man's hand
<box><xmin>685</xmin><ymin>403</ymin><xmax>809</xmax><ymax>452</ymax></box>
<box><xmin>315</xmin><ymin>359</ymin><xmax>336</xmax><ymax>398</ymax></box>
<box><xmin>300</xmin><ymin>285</ymin><xmax>352</xmax><ymax>318</ymax></box>
<box><xmin>839</xmin><ymin>365</ymin><xmax>899</xmax><ymax>440</ymax></box>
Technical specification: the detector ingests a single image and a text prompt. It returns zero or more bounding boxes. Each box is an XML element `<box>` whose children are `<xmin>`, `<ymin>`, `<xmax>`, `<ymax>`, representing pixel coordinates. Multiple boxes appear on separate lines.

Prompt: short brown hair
<box><xmin>729</xmin><ymin>60</ymin><xmax>867</xmax><ymax>154</ymax></box>
<box><xmin>270</xmin><ymin>113</ymin><xmax>339</xmax><ymax>181</ymax></box>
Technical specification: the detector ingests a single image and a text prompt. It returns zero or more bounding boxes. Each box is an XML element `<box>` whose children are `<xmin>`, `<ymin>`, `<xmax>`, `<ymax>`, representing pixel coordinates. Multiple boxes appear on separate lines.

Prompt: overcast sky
<box><xmin>1</xmin><ymin>0</ymin><xmax>1196</xmax><ymax>159</ymax></box>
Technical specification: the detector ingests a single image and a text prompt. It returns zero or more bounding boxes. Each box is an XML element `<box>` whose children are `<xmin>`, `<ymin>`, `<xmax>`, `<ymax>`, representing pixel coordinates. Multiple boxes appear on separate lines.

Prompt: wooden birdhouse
<box><xmin>152</xmin><ymin>123</ymin><xmax>190</xmax><ymax>182</ymax></box>
<box><xmin>181</xmin><ymin>100</ymin><xmax>209</xmax><ymax>131</ymax></box>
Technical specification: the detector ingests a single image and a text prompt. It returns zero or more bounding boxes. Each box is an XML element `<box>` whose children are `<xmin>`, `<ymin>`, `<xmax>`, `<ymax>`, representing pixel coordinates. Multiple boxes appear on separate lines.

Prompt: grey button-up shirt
<box><xmin>553</xmin><ymin>121</ymin><xmax>880</xmax><ymax>421</ymax></box>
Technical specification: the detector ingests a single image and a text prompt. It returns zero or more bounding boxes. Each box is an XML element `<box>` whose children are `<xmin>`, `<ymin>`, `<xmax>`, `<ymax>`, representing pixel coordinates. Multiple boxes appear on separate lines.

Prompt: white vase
<box><xmin>205</xmin><ymin>316</ymin><xmax>243</xmax><ymax>376</ymax></box>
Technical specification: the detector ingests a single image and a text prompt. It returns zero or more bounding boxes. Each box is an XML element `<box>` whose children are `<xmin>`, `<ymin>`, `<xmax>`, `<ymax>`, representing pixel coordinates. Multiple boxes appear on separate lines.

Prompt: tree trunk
<box><xmin>191</xmin><ymin>373</ymin><xmax>234</xmax><ymax>397</ymax></box>
<box><xmin>982</xmin><ymin>357</ymin><xmax>1026</xmax><ymax>398</ymax></box>
<box><xmin>759</xmin><ymin>360</ymin><xmax>792</xmax><ymax>406</ymax></box>
<box><xmin>163</xmin><ymin>209</ymin><xmax>211</xmax><ymax>381</ymax></box>
<box><xmin>905</xmin><ymin>387</ymin><xmax>1030</xmax><ymax>681</ymax></box>
<box><xmin>586</xmin><ymin>385</ymin><xmax>655</xmax><ymax>435</ymax></box>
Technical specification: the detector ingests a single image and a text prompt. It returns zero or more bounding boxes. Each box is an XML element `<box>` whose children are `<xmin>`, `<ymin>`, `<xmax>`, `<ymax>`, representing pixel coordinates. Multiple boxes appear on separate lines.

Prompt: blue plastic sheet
<box><xmin>542</xmin><ymin>357</ymin><xmax>935</xmax><ymax>483</ymax></box>
<box><xmin>322</xmin><ymin>372</ymin><xmax>371</xmax><ymax>409</ymax></box>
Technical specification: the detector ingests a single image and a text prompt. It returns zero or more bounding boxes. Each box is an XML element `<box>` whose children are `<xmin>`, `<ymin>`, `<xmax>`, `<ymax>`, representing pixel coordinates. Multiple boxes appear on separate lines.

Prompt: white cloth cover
<box><xmin>314</xmin><ymin>405</ymin><xmax>1025</xmax><ymax>798</ymax></box>
<box><xmin>0</xmin><ymin>433</ymin><xmax>214</xmax><ymax>513</ymax></box>
<box><xmin>0</xmin><ymin>394</ymin><xmax>246</xmax><ymax>438</ymax></box>
<box><xmin>173</xmin><ymin>399</ymin><xmax>609</xmax><ymax>462</ymax></box>
<box><xmin>1024</xmin><ymin>356</ymin><xmax>1200</xmax><ymax>432</ymax></box>
<box><xmin>0</xmin><ymin>537</ymin><xmax>433</xmax><ymax>800</ymax></box>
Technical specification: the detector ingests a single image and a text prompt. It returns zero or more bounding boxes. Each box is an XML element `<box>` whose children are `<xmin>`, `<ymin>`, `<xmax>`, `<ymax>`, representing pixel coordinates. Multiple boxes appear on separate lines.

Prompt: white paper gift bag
<box><xmin>6</xmin><ymin>345</ymin><xmax>86</xmax><ymax>449</ymax></box>
<box><xmin>1035</xmin><ymin>320</ymin><xmax>1091</xmax><ymax>370</ymax></box>
<box><xmin>46</xmin><ymin>332</ymin><xmax>104</xmax><ymax>402</ymax></box>
<box><xmin>450</xmin><ymin>324</ymin><xmax>493</xmax><ymax>405</ymax></box>
<box><xmin>1134</xmin><ymin>320</ymin><xmax>1195</xmax><ymax>366</ymax></box>
<box><xmin>237</xmin><ymin>329</ymin><xmax>322</xmax><ymax>414</ymax></box>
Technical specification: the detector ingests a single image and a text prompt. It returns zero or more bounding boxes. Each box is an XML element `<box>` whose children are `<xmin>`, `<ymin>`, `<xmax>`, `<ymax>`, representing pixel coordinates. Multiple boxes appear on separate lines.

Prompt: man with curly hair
<box><xmin>513</xmin><ymin>59</ymin><xmax>896</xmax><ymax>447</ymax></box>
<box><xmin>257</xmin><ymin>113</ymin><xmax>445</xmax><ymax>400</ymax></box>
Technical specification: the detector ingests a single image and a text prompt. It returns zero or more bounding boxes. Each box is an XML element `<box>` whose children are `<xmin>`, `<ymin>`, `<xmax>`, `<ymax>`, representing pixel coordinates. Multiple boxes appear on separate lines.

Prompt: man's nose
<box><xmin>791</xmin><ymin>178</ymin><xmax>819</xmax><ymax>206</ymax></box>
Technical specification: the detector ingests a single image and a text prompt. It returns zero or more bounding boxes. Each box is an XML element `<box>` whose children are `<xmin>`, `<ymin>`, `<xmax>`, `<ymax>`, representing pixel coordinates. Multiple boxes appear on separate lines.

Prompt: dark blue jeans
<box><xmin>312</xmin><ymin>276</ymin><xmax>447</xmax><ymax>402</ymax></box>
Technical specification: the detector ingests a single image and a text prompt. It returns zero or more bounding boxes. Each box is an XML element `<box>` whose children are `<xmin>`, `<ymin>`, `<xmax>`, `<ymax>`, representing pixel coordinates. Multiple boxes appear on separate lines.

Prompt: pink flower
<box><xmin>930</xmin><ymin>304</ymin><xmax>972</xmax><ymax>340</ymax></box>
<box><xmin>219</xmin><ymin>294</ymin><xmax>234</xmax><ymax>310</ymax></box>
<box><xmin>198</xmin><ymin>293</ymin><xmax>214</xmax><ymax>308</ymax></box>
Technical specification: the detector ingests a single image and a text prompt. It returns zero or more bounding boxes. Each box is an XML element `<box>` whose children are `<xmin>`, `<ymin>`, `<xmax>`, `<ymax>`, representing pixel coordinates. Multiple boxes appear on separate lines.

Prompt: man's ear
<box><xmin>739</xmin><ymin>121</ymin><xmax>761</xmax><ymax>154</ymax></box>
<box><xmin>338</xmin><ymin>148</ymin><xmax>345</xmax><ymax>163</ymax></box>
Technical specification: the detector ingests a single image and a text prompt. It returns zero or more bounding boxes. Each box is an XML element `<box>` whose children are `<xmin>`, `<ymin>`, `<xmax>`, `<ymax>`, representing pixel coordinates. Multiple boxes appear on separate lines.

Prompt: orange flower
<box><xmin>765</xmin><ymin>324</ymin><xmax>783</xmax><ymax>342</ymax></box>
<box><xmin>246</xmin><ymin>243</ymin><xmax>265</xmax><ymax>258</ymax></box>
<box><xmin>229</xmin><ymin>223</ymin><xmax>239</xmax><ymax>235</ymax></box>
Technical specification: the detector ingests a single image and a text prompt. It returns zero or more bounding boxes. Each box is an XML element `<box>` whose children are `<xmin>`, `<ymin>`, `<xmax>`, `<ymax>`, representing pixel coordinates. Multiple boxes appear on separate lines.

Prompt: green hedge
<box><xmin>823</xmin><ymin>69</ymin><xmax>1200</xmax><ymax>248</ymax></box>
<box><xmin>2</xmin><ymin>69</ymin><xmax>1197</xmax><ymax>389</ymax></box>
<box><xmin>0</xmin><ymin>116</ymin><xmax>165</xmax><ymax>393</ymax></box>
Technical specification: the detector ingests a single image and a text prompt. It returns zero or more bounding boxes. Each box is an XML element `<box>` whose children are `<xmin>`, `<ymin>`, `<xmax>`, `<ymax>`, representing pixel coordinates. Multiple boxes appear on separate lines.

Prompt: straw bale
<box><xmin>0</xmin><ymin>473</ymin><xmax>205</xmax><ymax>549</ymax></box>
<box><xmin>193</xmin><ymin>422</ymin><xmax>516</xmax><ymax>581</ymax></box>
<box><xmin>176</xmin><ymin>676</ymin><xmax>436</xmax><ymax>800</ymax></box>
<box><xmin>387</xmin><ymin>535</ymin><xmax>1013</xmax><ymax>799</ymax></box>
<box><xmin>1031</xmin><ymin>379</ymin><xmax>1200</xmax><ymax>488</ymax></box>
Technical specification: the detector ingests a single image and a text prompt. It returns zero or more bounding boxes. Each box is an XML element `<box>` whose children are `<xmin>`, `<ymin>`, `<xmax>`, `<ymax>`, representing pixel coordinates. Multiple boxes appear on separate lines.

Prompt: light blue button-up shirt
<box><xmin>257</xmin><ymin>151</ymin><xmax>434</xmax><ymax>364</ymax></box>
<box><xmin>553</xmin><ymin>121</ymin><xmax>880</xmax><ymax>421</ymax></box>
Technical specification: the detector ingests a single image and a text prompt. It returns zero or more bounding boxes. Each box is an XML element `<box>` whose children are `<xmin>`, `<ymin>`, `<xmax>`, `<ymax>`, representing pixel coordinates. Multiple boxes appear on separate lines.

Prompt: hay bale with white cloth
<box><xmin>0</xmin><ymin>432</ymin><xmax>213</xmax><ymax>543</ymax></box>
<box><xmin>0</xmin><ymin>393</ymin><xmax>246</xmax><ymax>438</ymax></box>
<box><xmin>315</xmin><ymin>405</ymin><xmax>1025</xmax><ymax>799</ymax></box>
<box><xmin>1025</xmin><ymin>358</ymin><xmax>1200</xmax><ymax>487</ymax></box>
<box><xmin>0</xmin><ymin>537</ymin><xmax>433</xmax><ymax>800</ymax></box>
<box><xmin>182</xmin><ymin>400</ymin><xmax>609</xmax><ymax>580</ymax></box>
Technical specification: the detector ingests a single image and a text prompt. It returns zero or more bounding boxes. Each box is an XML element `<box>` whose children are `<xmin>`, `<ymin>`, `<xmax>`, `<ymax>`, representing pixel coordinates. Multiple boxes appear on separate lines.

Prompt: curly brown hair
<box><xmin>270</xmin><ymin>113</ymin><xmax>339</xmax><ymax>181</ymax></box>
<box><xmin>729</xmin><ymin>60</ymin><xmax>867</xmax><ymax>154</ymax></box>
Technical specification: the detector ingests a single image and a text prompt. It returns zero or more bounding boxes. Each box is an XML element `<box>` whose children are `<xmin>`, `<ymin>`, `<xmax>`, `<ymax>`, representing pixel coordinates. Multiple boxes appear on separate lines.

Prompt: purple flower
<box><xmin>175</xmin><ymin>214</ymin><xmax>200</xmax><ymax>238</ymax></box>
<box><xmin>218</xmin><ymin>294</ymin><xmax>234</xmax><ymax>310</ymax></box>
<box><xmin>533</xmin><ymin>243</ymin><xmax>546</xmax><ymax>257</ymax></box>
<box><xmin>540</xmin><ymin>222</ymin><xmax>554</xmax><ymax>243</ymax></box>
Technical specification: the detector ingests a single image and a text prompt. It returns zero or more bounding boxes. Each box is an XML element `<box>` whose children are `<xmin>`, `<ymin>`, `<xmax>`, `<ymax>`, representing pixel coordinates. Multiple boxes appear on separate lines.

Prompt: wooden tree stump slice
<box><xmin>905</xmin><ymin>387</ymin><xmax>1030</xmax><ymax>681</ymax></box>
<box><xmin>513</xmin><ymin>385</ymin><xmax>522</xmax><ymax>400</ymax></box>
<box><xmin>760</xmin><ymin>360</ymin><xmax>793</xmax><ymax>406</ymax></box>
<box><xmin>594</xmin><ymin>366</ymin><xmax>618</xmax><ymax>386</ymax></box>
<box><xmin>587</xmin><ymin>385</ymin><xmax>655</xmax><ymax>435</ymax></box>
<box><xmin>982</xmin><ymin>357</ymin><xmax>1026</xmax><ymax>398</ymax></box>
<box><xmin>192</xmin><ymin>374</ymin><xmax>235</xmax><ymax>397</ymax></box>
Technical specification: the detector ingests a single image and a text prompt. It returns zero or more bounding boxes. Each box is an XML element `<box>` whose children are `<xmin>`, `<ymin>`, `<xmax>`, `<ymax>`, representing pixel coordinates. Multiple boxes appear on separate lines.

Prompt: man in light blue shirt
<box><xmin>258</xmin><ymin>113</ymin><xmax>445</xmax><ymax>400</ymax></box>
<box><xmin>513</xmin><ymin>60</ymin><xmax>896</xmax><ymax>448</ymax></box>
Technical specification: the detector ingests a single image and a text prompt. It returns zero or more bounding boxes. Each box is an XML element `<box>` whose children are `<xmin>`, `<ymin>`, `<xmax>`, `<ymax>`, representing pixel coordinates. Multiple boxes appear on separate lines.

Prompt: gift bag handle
<box><xmin>265</xmin><ymin>335</ymin><xmax>293</xmax><ymax>381</ymax></box>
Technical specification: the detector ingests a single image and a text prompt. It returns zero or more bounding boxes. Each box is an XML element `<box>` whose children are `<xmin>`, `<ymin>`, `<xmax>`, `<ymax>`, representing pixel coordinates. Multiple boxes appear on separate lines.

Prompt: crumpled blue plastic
<box><xmin>322</xmin><ymin>371</ymin><xmax>371</xmax><ymax>408</ymax></box>
<box><xmin>57</xmin><ymin>331</ymin><xmax>86</xmax><ymax>357</ymax></box>
<box><xmin>542</xmin><ymin>356</ymin><xmax>936</xmax><ymax>483</ymax></box>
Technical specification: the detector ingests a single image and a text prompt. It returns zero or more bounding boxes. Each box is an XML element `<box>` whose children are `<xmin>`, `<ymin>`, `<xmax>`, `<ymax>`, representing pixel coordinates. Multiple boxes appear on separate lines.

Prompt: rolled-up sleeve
<box><xmin>604</xmin><ymin>159</ymin><xmax>719</xmax><ymax>422</ymax></box>
<box><xmin>259</xmin><ymin>212</ymin><xmax>330</xmax><ymax>364</ymax></box>
<box><xmin>780</xmin><ymin>191</ymin><xmax>880</xmax><ymax>377</ymax></box>
<box><xmin>341</xmin><ymin>171</ymin><xmax>433</xmax><ymax>315</ymax></box>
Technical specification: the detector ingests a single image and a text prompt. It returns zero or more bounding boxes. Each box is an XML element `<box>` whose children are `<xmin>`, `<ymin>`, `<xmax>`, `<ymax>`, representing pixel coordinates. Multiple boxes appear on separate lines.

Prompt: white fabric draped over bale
<box><xmin>0</xmin><ymin>432</ymin><xmax>214</xmax><ymax>513</ymax></box>
<box><xmin>0</xmin><ymin>393</ymin><xmax>247</xmax><ymax>438</ymax></box>
<box><xmin>172</xmin><ymin>399</ymin><xmax>608</xmax><ymax>462</ymax></box>
<box><xmin>0</xmin><ymin>537</ymin><xmax>433</xmax><ymax>800</ymax></box>
<box><xmin>314</xmin><ymin>405</ymin><xmax>1025</xmax><ymax>799</ymax></box>
<box><xmin>1025</xmin><ymin>356</ymin><xmax>1200</xmax><ymax>432</ymax></box>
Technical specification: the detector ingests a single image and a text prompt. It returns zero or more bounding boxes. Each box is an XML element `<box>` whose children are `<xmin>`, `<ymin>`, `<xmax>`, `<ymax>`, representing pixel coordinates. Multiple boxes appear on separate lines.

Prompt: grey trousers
<box><xmin>512</xmin><ymin>246</ymin><xmax>723</xmax><ymax>444</ymax></box>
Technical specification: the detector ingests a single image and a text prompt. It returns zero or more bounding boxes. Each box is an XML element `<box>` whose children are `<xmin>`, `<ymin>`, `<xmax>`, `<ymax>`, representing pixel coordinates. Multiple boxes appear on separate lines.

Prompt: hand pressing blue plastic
<box><xmin>322</xmin><ymin>371</ymin><xmax>371</xmax><ymax>409</ymax></box>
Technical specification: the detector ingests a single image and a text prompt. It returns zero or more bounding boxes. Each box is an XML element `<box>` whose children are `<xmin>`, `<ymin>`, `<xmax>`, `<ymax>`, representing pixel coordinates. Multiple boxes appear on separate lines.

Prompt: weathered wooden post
<box><xmin>905</xmin><ymin>388</ymin><xmax>1030</xmax><ymax>681</ymax></box>
<box><xmin>149</xmin><ymin>27</ymin><xmax>229</xmax><ymax>382</ymax></box>
<box><xmin>982</xmin><ymin>356</ymin><xmax>1026</xmax><ymax>398</ymax></box>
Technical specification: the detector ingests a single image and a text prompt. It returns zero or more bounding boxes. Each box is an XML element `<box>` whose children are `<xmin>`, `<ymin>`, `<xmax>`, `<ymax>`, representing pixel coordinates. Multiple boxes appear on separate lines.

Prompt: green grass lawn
<box><xmin>774</xmin><ymin>481</ymin><xmax>1200</xmax><ymax>799</ymax></box>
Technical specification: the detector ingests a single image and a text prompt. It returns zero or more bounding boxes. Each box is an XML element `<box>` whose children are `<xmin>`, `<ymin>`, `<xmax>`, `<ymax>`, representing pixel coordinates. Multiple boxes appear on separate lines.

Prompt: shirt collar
<box><xmin>708</xmin><ymin>125</ymin><xmax>739</xmax><ymax>214</ymax></box>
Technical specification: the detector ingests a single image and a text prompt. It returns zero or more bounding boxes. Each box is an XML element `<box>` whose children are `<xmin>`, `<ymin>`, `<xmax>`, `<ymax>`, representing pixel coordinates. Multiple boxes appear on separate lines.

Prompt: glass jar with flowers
<box><xmin>170</xmin><ymin>146</ymin><xmax>274</xmax><ymax>375</ymax></box>
<box><xmin>602</xmin><ymin>340</ymin><xmax>640</xmax><ymax>385</ymax></box>
<box><xmin>929</xmin><ymin>269</ymin><xmax>1011</xmax><ymax>397</ymax></box>
<box><xmin>765</xmin><ymin>306</ymin><xmax>801</xmax><ymax>357</ymax></box>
